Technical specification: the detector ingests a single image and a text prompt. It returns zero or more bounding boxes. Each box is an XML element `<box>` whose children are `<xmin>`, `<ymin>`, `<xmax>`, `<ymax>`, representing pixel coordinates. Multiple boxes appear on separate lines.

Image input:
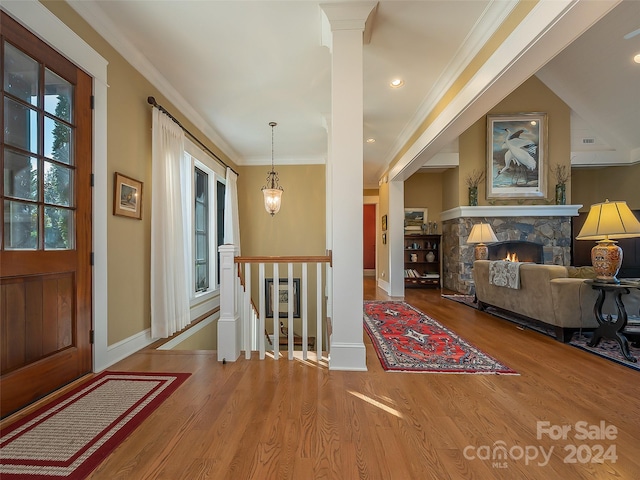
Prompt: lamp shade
<box><xmin>576</xmin><ymin>200</ymin><xmax>640</xmax><ymax>240</ymax></box>
<box><xmin>467</xmin><ymin>223</ymin><xmax>498</xmax><ymax>244</ymax></box>
<box><xmin>262</xmin><ymin>187</ymin><xmax>283</xmax><ymax>216</ymax></box>
<box><xmin>576</xmin><ymin>200</ymin><xmax>640</xmax><ymax>283</ymax></box>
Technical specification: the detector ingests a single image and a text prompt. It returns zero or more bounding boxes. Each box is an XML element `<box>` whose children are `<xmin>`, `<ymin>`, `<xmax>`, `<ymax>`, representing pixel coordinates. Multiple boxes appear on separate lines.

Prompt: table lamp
<box><xmin>576</xmin><ymin>199</ymin><xmax>640</xmax><ymax>283</ymax></box>
<box><xmin>467</xmin><ymin>223</ymin><xmax>498</xmax><ymax>260</ymax></box>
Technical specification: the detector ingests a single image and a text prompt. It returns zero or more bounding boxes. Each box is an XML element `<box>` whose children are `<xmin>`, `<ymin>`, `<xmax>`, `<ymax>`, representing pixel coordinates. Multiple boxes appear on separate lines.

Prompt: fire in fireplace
<box><xmin>504</xmin><ymin>252</ymin><xmax>519</xmax><ymax>262</ymax></box>
<box><xmin>488</xmin><ymin>241</ymin><xmax>543</xmax><ymax>264</ymax></box>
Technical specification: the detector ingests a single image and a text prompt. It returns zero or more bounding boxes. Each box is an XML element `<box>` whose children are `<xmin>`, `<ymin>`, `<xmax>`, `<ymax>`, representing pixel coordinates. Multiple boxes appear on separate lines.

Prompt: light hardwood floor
<box><xmin>4</xmin><ymin>278</ymin><xmax>640</xmax><ymax>479</ymax></box>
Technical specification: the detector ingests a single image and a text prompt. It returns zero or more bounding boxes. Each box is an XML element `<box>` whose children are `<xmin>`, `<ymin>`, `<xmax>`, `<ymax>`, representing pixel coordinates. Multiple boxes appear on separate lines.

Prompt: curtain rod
<box><xmin>147</xmin><ymin>96</ymin><xmax>239</xmax><ymax>176</ymax></box>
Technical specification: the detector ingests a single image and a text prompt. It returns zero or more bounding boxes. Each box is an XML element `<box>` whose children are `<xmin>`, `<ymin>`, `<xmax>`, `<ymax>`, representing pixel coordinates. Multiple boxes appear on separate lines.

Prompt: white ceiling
<box><xmin>67</xmin><ymin>1</ymin><xmax>639</xmax><ymax>187</ymax></box>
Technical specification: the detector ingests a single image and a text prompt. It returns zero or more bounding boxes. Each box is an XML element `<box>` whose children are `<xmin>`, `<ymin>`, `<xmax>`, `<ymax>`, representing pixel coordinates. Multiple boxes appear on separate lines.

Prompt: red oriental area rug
<box><xmin>364</xmin><ymin>301</ymin><xmax>517</xmax><ymax>374</ymax></box>
<box><xmin>0</xmin><ymin>371</ymin><xmax>190</xmax><ymax>479</ymax></box>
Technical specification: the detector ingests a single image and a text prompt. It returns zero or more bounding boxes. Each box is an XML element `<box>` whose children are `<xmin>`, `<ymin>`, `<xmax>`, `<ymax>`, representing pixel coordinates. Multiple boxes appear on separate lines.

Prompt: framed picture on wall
<box><xmin>113</xmin><ymin>172</ymin><xmax>143</xmax><ymax>219</ymax></box>
<box><xmin>404</xmin><ymin>208</ymin><xmax>427</xmax><ymax>234</ymax></box>
<box><xmin>265</xmin><ymin>278</ymin><xmax>301</xmax><ymax>318</ymax></box>
<box><xmin>486</xmin><ymin>113</ymin><xmax>547</xmax><ymax>199</ymax></box>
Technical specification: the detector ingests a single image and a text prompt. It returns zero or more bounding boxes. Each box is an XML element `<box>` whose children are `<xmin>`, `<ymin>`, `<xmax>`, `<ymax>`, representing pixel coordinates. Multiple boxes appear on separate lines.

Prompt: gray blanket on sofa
<box><xmin>489</xmin><ymin>261</ymin><xmax>522</xmax><ymax>289</ymax></box>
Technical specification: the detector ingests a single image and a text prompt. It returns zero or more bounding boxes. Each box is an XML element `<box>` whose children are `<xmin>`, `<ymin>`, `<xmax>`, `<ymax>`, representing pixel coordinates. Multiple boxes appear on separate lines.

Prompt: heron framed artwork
<box><xmin>486</xmin><ymin>113</ymin><xmax>547</xmax><ymax>199</ymax></box>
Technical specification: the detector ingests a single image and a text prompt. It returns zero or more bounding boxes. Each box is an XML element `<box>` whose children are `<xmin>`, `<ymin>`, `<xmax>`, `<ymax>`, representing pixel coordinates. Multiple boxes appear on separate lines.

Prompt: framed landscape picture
<box><xmin>486</xmin><ymin>113</ymin><xmax>547</xmax><ymax>199</ymax></box>
<box><xmin>265</xmin><ymin>278</ymin><xmax>301</xmax><ymax>318</ymax></box>
<box><xmin>113</xmin><ymin>172</ymin><xmax>143</xmax><ymax>219</ymax></box>
<box><xmin>404</xmin><ymin>208</ymin><xmax>427</xmax><ymax>234</ymax></box>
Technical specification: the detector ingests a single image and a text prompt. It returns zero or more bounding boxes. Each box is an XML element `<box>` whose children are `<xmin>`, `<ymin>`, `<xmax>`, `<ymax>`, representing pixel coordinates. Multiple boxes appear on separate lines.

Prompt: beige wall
<box><xmin>572</xmin><ymin>164</ymin><xmax>640</xmax><ymax>212</ymax></box>
<box><xmin>377</xmin><ymin>181</ymin><xmax>390</xmax><ymax>282</ymax></box>
<box><xmin>458</xmin><ymin>75</ymin><xmax>571</xmax><ymax>206</ymax></box>
<box><xmin>404</xmin><ymin>172</ymin><xmax>444</xmax><ymax>230</ymax></box>
<box><xmin>42</xmin><ymin>1</ymin><xmax>237</xmax><ymax>345</ymax></box>
<box><xmin>237</xmin><ymin>164</ymin><xmax>326</xmax><ymax>337</ymax></box>
<box><xmin>238</xmin><ymin>164</ymin><xmax>326</xmax><ymax>256</ymax></box>
<box><xmin>171</xmin><ymin>321</ymin><xmax>217</xmax><ymax>350</ymax></box>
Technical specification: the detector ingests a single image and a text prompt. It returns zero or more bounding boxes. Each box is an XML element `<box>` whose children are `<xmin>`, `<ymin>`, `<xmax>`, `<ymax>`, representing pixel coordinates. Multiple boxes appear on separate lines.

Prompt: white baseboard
<box><xmin>377</xmin><ymin>278</ymin><xmax>390</xmax><ymax>293</ymax></box>
<box><xmin>329</xmin><ymin>342</ymin><xmax>368</xmax><ymax>371</ymax></box>
<box><xmin>157</xmin><ymin>314</ymin><xmax>217</xmax><ymax>350</ymax></box>
<box><xmin>95</xmin><ymin>328</ymin><xmax>153</xmax><ymax>372</ymax></box>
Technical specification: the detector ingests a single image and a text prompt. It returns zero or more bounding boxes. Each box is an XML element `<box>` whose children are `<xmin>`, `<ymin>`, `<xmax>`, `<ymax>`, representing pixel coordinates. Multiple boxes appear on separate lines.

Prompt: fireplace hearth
<box><xmin>488</xmin><ymin>241</ymin><xmax>544</xmax><ymax>264</ymax></box>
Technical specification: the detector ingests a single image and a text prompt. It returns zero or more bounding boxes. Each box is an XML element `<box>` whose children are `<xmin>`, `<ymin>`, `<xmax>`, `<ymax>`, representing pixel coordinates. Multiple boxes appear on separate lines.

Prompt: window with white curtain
<box><xmin>183</xmin><ymin>140</ymin><xmax>226</xmax><ymax>300</ymax></box>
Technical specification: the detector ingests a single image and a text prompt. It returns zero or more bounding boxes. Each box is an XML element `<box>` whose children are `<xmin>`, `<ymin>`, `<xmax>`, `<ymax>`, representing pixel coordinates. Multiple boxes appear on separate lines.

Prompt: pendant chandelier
<box><xmin>261</xmin><ymin>121</ymin><xmax>284</xmax><ymax>216</ymax></box>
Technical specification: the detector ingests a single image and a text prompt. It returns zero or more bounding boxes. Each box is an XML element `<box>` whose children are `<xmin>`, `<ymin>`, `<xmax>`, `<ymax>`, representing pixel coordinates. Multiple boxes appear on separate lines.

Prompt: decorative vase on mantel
<box><xmin>469</xmin><ymin>186</ymin><xmax>478</xmax><ymax>206</ymax></box>
<box><xmin>555</xmin><ymin>183</ymin><xmax>566</xmax><ymax>205</ymax></box>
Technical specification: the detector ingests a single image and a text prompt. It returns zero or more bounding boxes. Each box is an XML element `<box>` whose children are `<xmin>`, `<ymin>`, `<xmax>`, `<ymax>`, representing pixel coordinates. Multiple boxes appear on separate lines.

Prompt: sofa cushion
<box><xmin>566</xmin><ymin>266</ymin><xmax>597</xmax><ymax>279</ymax></box>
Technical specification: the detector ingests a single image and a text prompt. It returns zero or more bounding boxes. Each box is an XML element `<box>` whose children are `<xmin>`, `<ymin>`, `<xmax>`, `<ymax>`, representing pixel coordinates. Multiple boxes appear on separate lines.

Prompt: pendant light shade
<box><xmin>261</xmin><ymin>122</ymin><xmax>284</xmax><ymax>216</ymax></box>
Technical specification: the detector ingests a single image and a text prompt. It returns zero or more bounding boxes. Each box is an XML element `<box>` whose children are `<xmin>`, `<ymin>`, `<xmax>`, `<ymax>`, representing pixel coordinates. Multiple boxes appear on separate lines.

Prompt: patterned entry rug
<box><xmin>363</xmin><ymin>301</ymin><xmax>517</xmax><ymax>374</ymax></box>
<box><xmin>442</xmin><ymin>294</ymin><xmax>640</xmax><ymax>372</ymax></box>
<box><xmin>0</xmin><ymin>371</ymin><xmax>190</xmax><ymax>479</ymax></box>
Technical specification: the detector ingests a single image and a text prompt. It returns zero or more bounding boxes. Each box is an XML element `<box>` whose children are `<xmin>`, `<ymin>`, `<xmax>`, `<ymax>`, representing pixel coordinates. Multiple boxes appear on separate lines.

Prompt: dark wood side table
<box><xmin>587</xmin><ymin>280</ymin><xmax>640</xmax><ymax>363</ymax></box>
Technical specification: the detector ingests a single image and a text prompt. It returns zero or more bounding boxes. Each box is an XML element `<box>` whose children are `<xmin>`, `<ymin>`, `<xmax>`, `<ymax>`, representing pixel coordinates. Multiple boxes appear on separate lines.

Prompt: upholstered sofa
<box><xmin>472</xmin><ymin>260</ymin><xmax>640</xmax><ymax>342</ymax></box>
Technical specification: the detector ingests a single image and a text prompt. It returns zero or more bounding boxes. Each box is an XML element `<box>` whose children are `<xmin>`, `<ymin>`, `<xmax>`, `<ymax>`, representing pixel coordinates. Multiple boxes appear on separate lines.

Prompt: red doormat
<box><xmin>0</xmin><ymin>371</ymin><xmax>190</xmax><ymax>479</ymax></box>
<box><xmin>364</xmin><ymin>301</ymin><xmax>517</xmax><ymax>374</ymax></box>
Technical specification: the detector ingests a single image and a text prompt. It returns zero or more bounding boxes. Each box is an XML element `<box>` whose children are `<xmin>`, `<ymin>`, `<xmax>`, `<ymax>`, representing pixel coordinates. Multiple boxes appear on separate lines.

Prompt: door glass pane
<box><xmin>3</xmin><ymin>200</ymin><xmax>38</xmax><ymax>250</ymax></box>
<box><xmin>44</xmin><ymin>161</ymin><xmax>72</xmax><ymax>206</ymax></box>
<box><xmin>3</xmin><ymin>149</ymin><xmax>38</xmax><ymax>201</ymax></box>
<box><xmin>44</xmin><ymin>117</ymin><xmax>72</xmax><ymax>165</ymax></box>
<box><xmin>3</xmin><ymin>43</ymin><xmax>39</xmax><ymax>106</ymax></box>
<box><xmin>44</xmin><ymin>69</ymin><xmax>73</xmax><ymax>122</ymax></box>
<box><xmin>4</xmin><ymin>97</ymin><xmax>38</xmax><ymax>153</ymax></box>
<box><xmin>44</xmin><ymin>206</ymin><xmax>73</xmax><ymax>249</ymax></box>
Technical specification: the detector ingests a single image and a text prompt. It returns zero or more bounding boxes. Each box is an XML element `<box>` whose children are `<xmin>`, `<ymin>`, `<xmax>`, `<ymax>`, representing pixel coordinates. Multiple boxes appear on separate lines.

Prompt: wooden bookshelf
<box><xmin>404</xmin><ymin>234</ymin><xmax>441</xmax><ymax>288</ymax></box>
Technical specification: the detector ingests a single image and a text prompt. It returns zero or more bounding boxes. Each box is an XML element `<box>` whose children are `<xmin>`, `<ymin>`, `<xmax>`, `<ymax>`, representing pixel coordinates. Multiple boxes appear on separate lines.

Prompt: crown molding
<box><xmin>67</xmin><ymin>0</ymin><xmax>241</xmax><ymax>163</ymax></box>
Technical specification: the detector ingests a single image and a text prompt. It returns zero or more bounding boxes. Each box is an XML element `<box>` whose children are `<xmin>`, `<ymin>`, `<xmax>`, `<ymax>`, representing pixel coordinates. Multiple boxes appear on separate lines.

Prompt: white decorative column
<box><xmin>388</xmin><ymin>179</ymin><xmax>405</xmax><ymax>297</ymax></box>
<box><xmin>217</xmin><ymin>244</ymin><xmax>240</xmax><ymax>362</ymax></box>
<box><xmin>321</xmin><ymin>2</ymin><xmax>376</xmax><ymax>371</ymax></box>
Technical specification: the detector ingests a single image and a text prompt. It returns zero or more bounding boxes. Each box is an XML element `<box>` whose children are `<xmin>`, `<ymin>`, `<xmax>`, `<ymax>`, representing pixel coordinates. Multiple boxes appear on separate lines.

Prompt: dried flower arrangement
<box><xmin>465</xmin><ymin>169</ymin><xmax>485</xmax><ymax>188</ymax></box>
<box><xmin>551</xmin><ymin>163</ymin><xmax>570</xmax><ymax>185</ymax></box>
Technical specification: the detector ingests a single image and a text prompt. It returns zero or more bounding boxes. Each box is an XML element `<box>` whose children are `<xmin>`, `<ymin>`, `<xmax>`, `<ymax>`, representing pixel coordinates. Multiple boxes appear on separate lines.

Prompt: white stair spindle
<box><xmin>302</xmin><ymin>262</ymin><xmax>308</xmax><ymax>360</ymax></box>
<box><xmin>259</xmin><ymin>263</ymin><xmax>266</xmax><ymax>360</ymax></box>
<box><xmin>273</xmin><ymin>264</ymin><xmax>279</xmax><ymax>359</ymax></box>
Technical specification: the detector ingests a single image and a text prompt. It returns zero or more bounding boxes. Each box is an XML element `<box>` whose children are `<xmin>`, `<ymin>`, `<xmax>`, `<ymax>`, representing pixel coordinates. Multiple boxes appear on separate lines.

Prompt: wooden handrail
<box><xmin>235</xmin><ymin>251</ymin><xmax>332</xmax><ymax>267</ymax></box>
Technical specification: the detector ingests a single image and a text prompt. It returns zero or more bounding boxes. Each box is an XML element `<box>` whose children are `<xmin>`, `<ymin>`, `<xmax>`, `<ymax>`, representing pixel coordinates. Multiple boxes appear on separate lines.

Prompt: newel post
<box><xmin>218</xmin><ymin>244</ymin><xmax>240</xmax><ymax>362</ymax></box>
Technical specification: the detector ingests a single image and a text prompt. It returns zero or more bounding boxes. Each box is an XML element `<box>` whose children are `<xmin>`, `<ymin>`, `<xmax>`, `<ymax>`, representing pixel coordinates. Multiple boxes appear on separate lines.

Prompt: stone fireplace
<box><xmin>441</xmin><ymin>205</ymin><xmax>581</xmax><ymax>294</ymax></box>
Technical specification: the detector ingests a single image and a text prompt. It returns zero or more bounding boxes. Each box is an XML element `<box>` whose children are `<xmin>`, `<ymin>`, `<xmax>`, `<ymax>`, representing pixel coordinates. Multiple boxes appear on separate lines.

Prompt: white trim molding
<box><xmin>1</xmin><ymin>0</ymin><xmax>111</xmax><ymax>374</ymax></box>
<box><xmin>441</xmin><ymin>205</ymin><xmax>583</xmax><ymax>221</ymax></box>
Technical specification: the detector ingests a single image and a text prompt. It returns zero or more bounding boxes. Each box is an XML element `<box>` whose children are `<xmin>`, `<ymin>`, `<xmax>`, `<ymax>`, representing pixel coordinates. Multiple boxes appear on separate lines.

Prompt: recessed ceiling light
<box><xmin>390</xmin><ymin>78</ymin><xmax>404</xmax><ymax>88</ymax></box>
<box><xmin>366</xmin><ymin>138</ymin><xmax>376</xmax><ymax>143</ymax></box>
<box><xmin>634</xmin><ymin>53</ymin><xmax>640</xmax><ymax>64</ymax></box>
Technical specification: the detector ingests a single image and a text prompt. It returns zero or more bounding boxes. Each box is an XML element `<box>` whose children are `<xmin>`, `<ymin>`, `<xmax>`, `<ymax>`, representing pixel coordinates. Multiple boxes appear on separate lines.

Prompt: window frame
<box><xmin>183</xmin><ymin>139</ymin><xmax>226</xmax><ymax>310</ymax></box>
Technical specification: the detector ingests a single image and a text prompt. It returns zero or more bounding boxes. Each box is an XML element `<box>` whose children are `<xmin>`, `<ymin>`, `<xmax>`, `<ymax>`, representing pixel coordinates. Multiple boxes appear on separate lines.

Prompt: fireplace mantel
<box><xmin>441</xmin><ymin>205</ymin><xmax>582</xmax><ymax>221</ymax></box>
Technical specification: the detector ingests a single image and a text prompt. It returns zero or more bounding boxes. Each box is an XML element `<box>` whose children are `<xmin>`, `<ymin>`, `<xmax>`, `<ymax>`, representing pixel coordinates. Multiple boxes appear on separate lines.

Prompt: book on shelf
<box><xmin>404</xmin><ymin>269</ymin><xmax>422</xmax><ymax>278</ymax></box>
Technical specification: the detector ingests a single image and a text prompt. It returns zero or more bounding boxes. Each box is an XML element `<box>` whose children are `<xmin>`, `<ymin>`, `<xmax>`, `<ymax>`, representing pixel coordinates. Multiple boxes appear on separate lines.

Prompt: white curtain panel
<box><xmin>223</xmin><ymin>167</ymin><xmax>241</xmax><ymax>254</ymax></box>
<box><xmin>151</xmin><ymin>109</ymin><xmax>190</xmax><ymax>338</ymax></box>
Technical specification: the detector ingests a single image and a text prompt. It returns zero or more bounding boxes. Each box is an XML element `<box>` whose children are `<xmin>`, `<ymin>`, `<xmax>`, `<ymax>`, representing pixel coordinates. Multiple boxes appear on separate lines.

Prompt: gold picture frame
<box><xmin>113</xmin><ymin>172</ymin><xmax>143</xmax><ymax>219</ymax></box>
<box><xmin>486</xmin><ymin>113</ymin><xmax>547</xmax><ymax>199</ymax></box>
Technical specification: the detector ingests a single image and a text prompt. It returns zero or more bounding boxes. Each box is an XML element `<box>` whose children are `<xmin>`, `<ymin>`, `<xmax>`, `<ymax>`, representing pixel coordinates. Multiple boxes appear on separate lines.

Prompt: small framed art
<box><xmin>265</xmin><ymin>278</ymin><xmax>301</xmax><ymax>318</ymax></box>
<box><xmin>114</xmin><ymin>172</ymin><xmax>143</xmax><ymax>219</ymax></box>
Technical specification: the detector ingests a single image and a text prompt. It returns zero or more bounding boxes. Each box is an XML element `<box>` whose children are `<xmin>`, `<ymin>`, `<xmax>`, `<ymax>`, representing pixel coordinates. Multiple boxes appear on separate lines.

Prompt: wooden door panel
<box><xmin>1</xmin><ymin>273</ymin><xmax>75</xmax><ymax>375</ymax></box>
<box><xmin>1</xmin><ymin>11</ymin><xmax>92</xmax><ymax>418</ymax></box>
